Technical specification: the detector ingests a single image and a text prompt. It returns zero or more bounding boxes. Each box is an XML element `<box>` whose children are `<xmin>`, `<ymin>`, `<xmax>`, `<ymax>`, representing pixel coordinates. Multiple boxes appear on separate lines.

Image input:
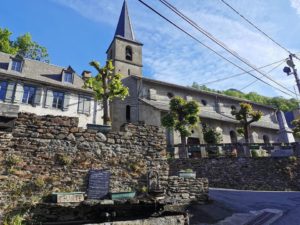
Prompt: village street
<box><xmin>198</xmin><ymin>188</ymin><xmax>300</xmax><ymax>225</ymax></box>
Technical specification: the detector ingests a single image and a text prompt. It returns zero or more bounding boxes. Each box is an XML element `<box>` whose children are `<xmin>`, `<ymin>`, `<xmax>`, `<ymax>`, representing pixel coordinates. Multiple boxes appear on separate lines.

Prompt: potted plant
<box><xmin>179</xmin><ymin>169</ymin><xmax>196</xmax><ymax>178</ymax></box>
<box><xmin>110</xmin><ymin>187</ymin><xmax>136</xmax><ymax>200</ymax></box>
<box><xmin>84</xmin><ymin>60</ymin><xmax>129</xmax><ymax>132</ymax></box>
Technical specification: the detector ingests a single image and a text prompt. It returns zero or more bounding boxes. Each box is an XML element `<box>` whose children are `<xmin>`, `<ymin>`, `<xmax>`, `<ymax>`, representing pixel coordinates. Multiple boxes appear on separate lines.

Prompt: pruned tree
<box><xmin>161</xmin><ymin>96</ymin><xmax>200</xmax><ymax>157</ymax></box>
<box><xmin>231</xmin><ymin>102</ymin><xmax>263</xmax><ymax>143</ymax></box>
<box><xmin>84</xmin><ymin>60</ymin><xmax>129</xmax><ymax>125</ymax></box>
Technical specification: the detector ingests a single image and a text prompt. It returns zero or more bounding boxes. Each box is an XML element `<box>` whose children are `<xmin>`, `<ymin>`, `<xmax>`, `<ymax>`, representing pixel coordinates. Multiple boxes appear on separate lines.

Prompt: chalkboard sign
<box><xmin>87</xmin><ymin>169</ymin><xmax>110</xmax><ymax>199</ymax></box>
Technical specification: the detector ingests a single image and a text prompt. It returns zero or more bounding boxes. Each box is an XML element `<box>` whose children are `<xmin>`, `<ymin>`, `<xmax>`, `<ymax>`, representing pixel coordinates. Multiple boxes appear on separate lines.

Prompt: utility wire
<box><xmin>197</xmin><ymin>58</ymin><xmax>286</xmax><ymax>86</ymax></box>
<box><xmin>240</xmin><ymin>60</ymin><xmax>286</xmax><ymax>91</ymax></box>
<box><xmin>137</xmin><ymin>0</ymin><xmax>295</xmax><ymax>97</ymax></box>
<box><xmin>137</xmin><ymin>0</ymin><xmax>294</xmax><ymax>97</ymax></box>
<box><xmin>157</xmin><ymin>0</ymin><xmax>296</xmax><ymax>96</ymax></box>
<box><xmin>219</xmin><ymin>0</ymin><xmax>292</xmax><ymax>55</ymax></box>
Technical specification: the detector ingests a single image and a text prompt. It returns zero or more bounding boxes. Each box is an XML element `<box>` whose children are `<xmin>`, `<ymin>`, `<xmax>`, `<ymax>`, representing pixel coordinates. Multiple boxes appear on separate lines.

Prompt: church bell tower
<box><xmin>106</xmin><ymin>0</ymin><xmax>143</xmax><ymax>78</ymax></box>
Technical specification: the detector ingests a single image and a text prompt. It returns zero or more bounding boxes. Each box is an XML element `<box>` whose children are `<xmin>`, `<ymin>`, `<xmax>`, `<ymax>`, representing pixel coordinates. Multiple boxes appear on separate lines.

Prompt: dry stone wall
<box><xmin>169</xmin><ymin>158</ymin><xmax>300</xmax><ymax>191</ymax></box>
<box><xmin>0</xmin><ymin>113</ymin><xmax>208</xmax><ymax>221</ymax></box>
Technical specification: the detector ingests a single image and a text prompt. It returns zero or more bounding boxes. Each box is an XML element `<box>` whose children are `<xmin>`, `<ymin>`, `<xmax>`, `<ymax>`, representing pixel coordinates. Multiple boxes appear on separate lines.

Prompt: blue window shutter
<box><xmin>14</xmin><ymin>83</ymin><xmax>24</xmax><ymax>103</ymax></box>
<box><xmin>34</xmin><ymin>87</ymin><xmax>43</xmax><ymax>106</ymax></box>
<box><xmin>63</xmin><ymin>93</ymin><xmax>70</xmax><ymax>111</ymax></box>
<box><xmin>5</xmin><ymin>82</ymin><xmax>15</xmax><ymax>102</ymax></box>
<box><xmin>45</xmin><ymin>89</ymin><xmax>53</xmax><ymax>108</ymax></box>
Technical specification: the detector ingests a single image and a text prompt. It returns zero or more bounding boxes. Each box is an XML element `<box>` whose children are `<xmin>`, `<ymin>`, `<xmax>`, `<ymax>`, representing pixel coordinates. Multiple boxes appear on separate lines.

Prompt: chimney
<box><xmin>81</xmin><ymin>70</ymin><xmax>92</xmax><ymax>81</ymax></box>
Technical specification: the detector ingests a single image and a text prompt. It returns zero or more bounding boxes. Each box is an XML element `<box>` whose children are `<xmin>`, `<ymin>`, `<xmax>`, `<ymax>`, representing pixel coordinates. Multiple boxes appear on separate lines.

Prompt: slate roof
<box><xmin>0</xmin><ymin>52</ymin><xmax>93</xmax><ymax>94</ymax></box>
<box><xmin>129</xmin><ymin>75</ymin><xmax>276</xmax><ymax>110</ymax></box>
<box><xmin>139</xmin><ymin>98</ymin><xmax>280</xmax><ymax>130</ymax></box>
<box><xmin>114</xmin><ymin>0</ymin><xmax>135</xmax><ymax>41</ymax></box>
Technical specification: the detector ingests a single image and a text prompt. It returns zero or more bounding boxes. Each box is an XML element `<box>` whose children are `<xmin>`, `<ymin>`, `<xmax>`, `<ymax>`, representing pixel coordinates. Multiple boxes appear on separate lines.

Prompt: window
<box><xmin>52</xmin><ymin>91</ymin><xmax>64</xmax><ymax>109</ymax></box>
<box><xmin>78</xmin><ymin>96</ymin><xmax>91</xmax><ymax>114</ymax></box>
<box><xmin>22</xmin><ymin>85</ymin><xmax>36</xmax><ymax>105</ymax></box>
<box><xmin>0</xmin><ymin>63</ymin><xmax>9</xmax><ymax>70</ymax></box>
<box><xmin>0</xmin><ymin>81</ymin><xmax>7</xmax><ymax>101</ymax></box>
<box><xmin>11</xmin><ymin>60</ymin><xmax>22</xmax><ymax>72</ymax></box>
<box><xmin>230</xmin><ymin>130</ymin><xmax>237</xmax><ymax>143</ymax></box>
<box><xmin>201</xmin><ymin>99</ymin><xmax>207</xmax><ymax>106</ymax></box>
<box><xmin>128</xmin><ymin>69</ymin><xmax>131</xmax><ymax>76</ymax></box>
<box><xmin>263</xmin><ymin>135</ymin><xmax>270</xmax><ymax>144</ymax></box>
<box><xmin>126</xmin><ymin>105</ymin><xmax>131</xmax><ymax>122</ymax></box>
<box><xmin>125</xmin><ymin>46</ymin><xmax>132</xmax><ymax>61</ymax></box>
<box><xmin>167</xmin><ymin>92</ymin><xmax>174</xmax><ymax>99</ymax></box>
<box><xmin>64</xmin><ymin>72</ymin><xmax>73</xmax><ymax>83</ymax></box>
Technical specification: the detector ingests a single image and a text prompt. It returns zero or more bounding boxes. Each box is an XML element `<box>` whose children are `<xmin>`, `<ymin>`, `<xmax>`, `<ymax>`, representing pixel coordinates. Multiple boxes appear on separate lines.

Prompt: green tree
<box><xmin>231</xmin><ymin>103</ymin><xmax>263</xmax><ymax>143</ymax></box>
<box><xmin>0</xmin><ymin>28</ymin><xmax>49</xmax><ymax>62</ymax></box>
<box><xmin>0</xmin><ymin>28</ymin><xmax>17</xmax><ymax>54</ymax></box>
<box><xmin>84</xmin><ymin>60</ymin><xmax>129</xmax><ymax>125</ymax></box>
<box><xmin>203</xmin><ymin>127</ymin><xmax>223</xmax><ymax>144</ymax></box>
<box><xmin>190</xmin><ymin>81</ymin><xmax>299</xmax><ymax>112</ymax></box>
<box><xmin>161</xmin><ymin>96</ymin><xmax>200</xmax><ymax>157</ymax></box>
<box><xmin>291</xmin><ymin>119</ymin><xmax>300</xmax><ymax>138</ymax></box>
<box><xmin>14</xmin><ymin>33</ymin><xmax>49</xmax><ymax>62</ymax></box>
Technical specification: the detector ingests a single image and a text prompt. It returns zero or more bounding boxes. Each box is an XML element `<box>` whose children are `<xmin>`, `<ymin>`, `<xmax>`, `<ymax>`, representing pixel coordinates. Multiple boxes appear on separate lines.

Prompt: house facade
<box><xmin>0</xmin><ymin>52</ymin><xmax>102</xmax><ymax>128</ymax></box>
<box><xmin>110</xmin><ymin>0</ymin><xmax>294</xmax><ymax>145</ymax></box>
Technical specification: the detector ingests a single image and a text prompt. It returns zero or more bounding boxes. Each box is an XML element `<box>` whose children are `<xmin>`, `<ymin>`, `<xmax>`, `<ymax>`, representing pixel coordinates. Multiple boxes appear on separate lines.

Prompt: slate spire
<box><xmin>114</xmin><ymin>0</ymin><xmax>135</xmax><ymax>41</ymax></box>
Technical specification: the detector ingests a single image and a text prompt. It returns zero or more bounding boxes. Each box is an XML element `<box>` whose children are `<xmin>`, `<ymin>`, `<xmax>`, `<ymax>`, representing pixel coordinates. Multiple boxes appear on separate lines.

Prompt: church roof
<box><xmin>129</xmin><ymin>75</ymin><xmax>276</xmax><ymax>110</ymax></box>
<box><xmin>114</xmin><ymin>0</ymin><xmax>135</xmax><ymax>41</ymax></box>
<box><xmin>139</xmin><ymin>98</ymin><xmax>279</xmax><ymax>130</ymax></box>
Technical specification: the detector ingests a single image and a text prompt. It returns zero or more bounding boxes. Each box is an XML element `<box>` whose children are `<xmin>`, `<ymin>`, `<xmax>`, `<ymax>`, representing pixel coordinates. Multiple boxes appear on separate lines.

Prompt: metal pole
<box><xmin>289</xmin><ymin>54</ymin><xmax>300</xmax><ymax>94</ymax></box>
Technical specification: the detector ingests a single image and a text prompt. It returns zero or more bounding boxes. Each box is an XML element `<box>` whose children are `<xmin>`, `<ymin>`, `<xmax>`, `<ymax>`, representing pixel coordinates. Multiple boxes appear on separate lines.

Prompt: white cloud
<box><xmin>52</xmin><ymin>0</ymin><xmax>299</xmax><ymax>98</ymax></box>
<box><xmin>291</xmin><ymin>0</ymin><xmax>300</xmax><ymax>15</ymax></box>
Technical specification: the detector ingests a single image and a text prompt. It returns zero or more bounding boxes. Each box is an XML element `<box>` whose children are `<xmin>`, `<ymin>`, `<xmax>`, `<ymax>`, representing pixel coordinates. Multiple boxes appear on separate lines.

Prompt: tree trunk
<box><xmin>244</xmin><ymin>124</ymin><xmax>250</xmax><ymax>144</ymax></box>
<box><xmin>102</xmin><ymin>70</ymin><xmax>110</xmax><ymax>126</ymax></box>
<box><xmin>181</xmin><ymin>135</ymin><xmax>188</xmax><ymax>158</ymax></box>
<box><xmin>103</xmin><ymin>97</ymin><xmax>110</xmax><ymax>125</ymax></box>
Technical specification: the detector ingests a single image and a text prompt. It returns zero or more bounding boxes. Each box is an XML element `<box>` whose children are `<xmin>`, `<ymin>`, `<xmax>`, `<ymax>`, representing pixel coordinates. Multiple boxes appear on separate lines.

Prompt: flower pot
<box><xmin>110</xmin><ymin>191</ymin><xmax>136</xmax><ymax>200</ymax></box>
<box><xmin>179</xmin><ymin>171</ymin><xmax>196</xmax><ymax>179</ymax></box>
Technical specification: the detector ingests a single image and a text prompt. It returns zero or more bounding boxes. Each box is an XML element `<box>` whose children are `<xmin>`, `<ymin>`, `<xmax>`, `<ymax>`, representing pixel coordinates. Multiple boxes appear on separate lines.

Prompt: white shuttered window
<box><xmin>78</xmin><ymin>96</ymin><xmax>91</xmax><ymax>115</ymax></box>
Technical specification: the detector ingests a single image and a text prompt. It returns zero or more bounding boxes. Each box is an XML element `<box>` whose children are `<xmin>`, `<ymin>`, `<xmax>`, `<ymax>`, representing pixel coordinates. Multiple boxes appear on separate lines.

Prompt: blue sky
<box><xmin>1</xmin><ymin>0</ymin><xmax>300</xmax><ymax>98</ymax></box>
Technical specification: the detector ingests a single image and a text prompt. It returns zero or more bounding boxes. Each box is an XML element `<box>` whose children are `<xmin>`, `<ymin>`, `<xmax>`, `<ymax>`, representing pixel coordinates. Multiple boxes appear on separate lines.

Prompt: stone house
<box><xmin>110</xmin><ymin>0</ymin><xmax>294</xmax><ymax>146</ymax></box>
<box><xmin>0</xmin><ymin>52</ymin><xmax>103</xmax><ymax>128</ymax></box>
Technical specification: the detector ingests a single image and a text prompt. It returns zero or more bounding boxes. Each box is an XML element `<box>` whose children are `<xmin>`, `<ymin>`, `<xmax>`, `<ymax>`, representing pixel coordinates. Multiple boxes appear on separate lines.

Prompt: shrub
<box><xmin>289</xmin><ymin>156</ymin><xmax>297</xmax><ymax>162</ymax></box>
<box><xmin>3</xmin><ymin>214</ymin><xmax>24</xmax><ymax>225</ymax></box>
<box><xmin>131</xmin><ymin>164</ymin><xmax>140</xmax><ymax>172</ymax></box>
<box><xmin>56</xmin><ymin>154</ymin><xmax>72</xmax><ymax>166</ymax></box>
<box><xmin>140</xmin><ymin>186</ymin><xmax>148</xmax><ymax>193</ymax></box>
<box><xmin>203</xmin><ymin>127</ymin><xmax>223</xmax><ymax>144</ymax></box>
<box><xmin>251</xmin><ymin>150</ymin><xmax>260</xmax><ymax>158</ymax></box>
<box><xmin>5</xmin><ymin>155</ymin><xmax>22</xmax><ymax>168</ymax></box>
<box><xmin>33</xmin><ymin>177</ymin><xmax>45</xmax><ymax>190</ymax></box>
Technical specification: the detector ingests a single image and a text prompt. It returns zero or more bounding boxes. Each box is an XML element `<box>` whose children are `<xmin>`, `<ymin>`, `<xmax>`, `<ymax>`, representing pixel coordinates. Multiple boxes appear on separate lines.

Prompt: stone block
<box><xmin>52</xmin><ymin>192</ymin><xmax>85</xmax><ymax>203</ymax></box>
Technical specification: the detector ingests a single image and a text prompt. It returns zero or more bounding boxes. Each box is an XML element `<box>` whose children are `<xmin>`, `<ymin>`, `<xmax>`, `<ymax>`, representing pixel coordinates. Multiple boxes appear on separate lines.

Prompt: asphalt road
<box><xmin>208</xmin><ymin>188</ymin><xmax>300</xmax><ymax>225</ymax></box>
